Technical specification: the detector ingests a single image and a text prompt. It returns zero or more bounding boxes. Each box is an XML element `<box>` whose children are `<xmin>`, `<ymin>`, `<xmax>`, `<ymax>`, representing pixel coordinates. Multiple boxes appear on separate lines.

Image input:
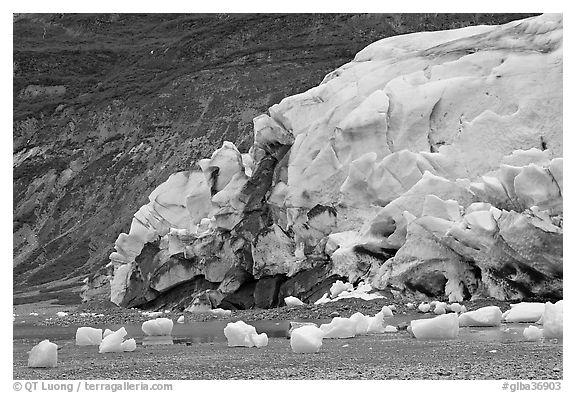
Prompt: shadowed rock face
<box><xmin>13</xmin><ymin>13</ymin><xmax>544</xmax><ymax>307</ymax></box>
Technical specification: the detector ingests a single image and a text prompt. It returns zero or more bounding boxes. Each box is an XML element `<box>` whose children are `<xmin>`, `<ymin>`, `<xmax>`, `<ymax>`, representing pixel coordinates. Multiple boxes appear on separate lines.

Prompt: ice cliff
<box><xmin>94</xmin><ymin>14</ymin><xmax>563</xmax><ymax>309</ymax></box>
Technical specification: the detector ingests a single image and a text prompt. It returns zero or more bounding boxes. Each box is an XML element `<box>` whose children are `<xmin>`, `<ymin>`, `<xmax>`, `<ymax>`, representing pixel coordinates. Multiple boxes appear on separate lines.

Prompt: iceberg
<box><xmin>503</xmin><ymin>302</ymin><xmax>545</xmax><ymax>323</ymax></box>
<box><xmin>75</xmin><ymin>327</ymin><xmax>103</xmax><ymax>346</ymax></box>
<box><xmin>542</xmin><ymin>300</ymin><xmax>563</xmax><ymax>339</ymax></box>
<box><xmin>459</xmin><ymin>306</ymin><xmax>502</xmax><ymax>327</ymax></box>
<box><xmin>141</xmin><ymin>318</ymin><xmax>174</xmax><ymax>336</ymax></box>
<box><xmin>349</xmin><ymin>312</ymin><xmax>370</xmax><ymax>335</ymax></box>
<box><xmin>28</xmin><ymin>339</ymin><xmax>58</xmax><ymax>368</ymax></box>
<box><xmin>320</xmin><ymin>317</ymin><xmax>356</xmax><ymax>338</ymax></box>
<box><xmin>290</xmin><ymin>325</ymin><xmax>325</xmax><ymax>353</ymax></box>
<box><xmin>121</xmin><ymin>338</ymin><xmax>137</xmax><ymax>352</ymax></box>
<box><xmin>99</xmin><ymin>327</ymin><xmax>127</xmax><ymax>353</ymax></box>
<box><xmin>223</xmin><ymin>320</ymin><xmax>268</xmax><ymax>347</ymax></box>
<box><xmin>523</xmin><ymin>325</ymin><xmax>544</xmax><ymax>341</ymax></box>
<box><xmin>410</xmin><ymin>314</ymin><xmax>459</xmax><ymax>340</ymax></box>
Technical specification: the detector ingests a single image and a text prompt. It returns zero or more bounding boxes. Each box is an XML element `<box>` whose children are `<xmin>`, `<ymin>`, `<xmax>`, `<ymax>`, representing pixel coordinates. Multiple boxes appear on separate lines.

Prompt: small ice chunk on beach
<box><xmin>28</xmin><ymin>340</ymin><xmax>58</xmax><ymax>368</ymax></box>
<box><xmin>418</xmin><ymin>303</ymin><xmax>430</xmax><ymax>313</ymax></box>
<box><xmin>284</xmin><ymin>296</ymin><xmax>304</xmax><ymax>307</ymax></box>
<box><xmin>523</xmin><ymin>325</ymin><xmax>544</xmax><ymax>341</ymax></box>
<box><xmin>121</xmin><ymin>338</ymin><xmax>137</xmax><ymax>352</ymax></box>
<box><xmin>288</xmin><ymin>321</ymin><xmax>318</xmax><ymax>338</ymax></box>
<box><xmin>56</xmin><ymin>311</ymin><xmax>68</xmax><ymax>317</ymax></box>
<box><xmin>459</xmin><ymin>306</ymin><xmax>502</xmax><ymax>327</ymax></box>
<box><xmin>99</xmin><ymin>327</ymin><xmax>127</xmax><ymax>353</ymax></box>
<box><xmin>384</xmin><ymin>325</ymin><xmax>397</xmax><ymax>333</ymax></box>
<box><xmin>177</xmin><ymin>315</ymin><xmax>185</xmax><ymax>324</ymax></box>
<box><xmin>103</xmin><ymin>328</ymin><xmax>114</xmax><ymax>338</ymax></box>
<box><xmin>142</xmin><ymin>318</ymin><xmax>174</xmax><ymax>336</ymax></box>
<box><xmin>223</xmin><ymin>320</ymin><xmax>268</xmax><ymax>348</ymax></box>
<box><xmin>75</xmin><ymin>327</ymin><xmax>103</xmax><ymax>346</ymax></box>
<box><xmin>410</xmin><ymin>313</ymin><xmax>459</xmax><ymax>340</ymax></box>
<box><xmin>448</xmin><ymin>303</ymin><xmax>462</xmax><ymax>313</ymax></box>
<box><xmin>291</xmin><ymin>325</ymin><xmax>325</xmax><ymax>353</ymax></box>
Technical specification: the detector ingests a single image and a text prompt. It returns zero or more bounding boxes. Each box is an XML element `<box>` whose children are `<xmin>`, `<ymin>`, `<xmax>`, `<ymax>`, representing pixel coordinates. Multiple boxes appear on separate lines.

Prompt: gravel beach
<box><xmin>13</xmin><ymin>298</ymin><xmax>563</xmax><ymax>380</ymax></box>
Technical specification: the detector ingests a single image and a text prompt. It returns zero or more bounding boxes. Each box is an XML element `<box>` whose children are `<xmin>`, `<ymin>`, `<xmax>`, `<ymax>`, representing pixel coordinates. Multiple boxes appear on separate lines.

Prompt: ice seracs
<box><xmin>75</xmin><ymin>327</ymin><xmax>103</xmax><ymax>346</ymax></box>
<box><xmin>141</xmin><ymin>318</ymin><xmax>174</xmax><ymax>336</ymax></box>
<box><xmin>223</xmin><ymin>320</ymin><xmax>268</xmax><ymax>348</ymax></box>
<box><xmin>28</xmin><ymin>340</ymin><xmax>58</xmax><ymax>368</ymax></box>
<box><xmin>410</xmin><ymin>313</ymin><xmax>459</xmax><ymax>340</ymax></box>
<box><xmin>459</xmin><ymin>306</ymin><xmax>502</xmax><ymax>327</ymax></box>
<box><xmin>290</xmin><ymin>325</ymin><xmax>325</xmax><ymax>353</ymax></box>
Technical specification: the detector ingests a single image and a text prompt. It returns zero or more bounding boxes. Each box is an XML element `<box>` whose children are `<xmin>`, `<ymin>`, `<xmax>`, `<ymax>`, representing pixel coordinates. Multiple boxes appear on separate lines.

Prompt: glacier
<box><xmin>91</xmin><ymin>14</ymin><xmax>562</xmax><ymax>311</ymax></box>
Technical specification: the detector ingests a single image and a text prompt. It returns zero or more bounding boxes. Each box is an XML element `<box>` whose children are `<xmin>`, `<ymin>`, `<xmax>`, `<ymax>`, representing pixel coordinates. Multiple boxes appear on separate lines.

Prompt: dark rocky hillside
<box><xmin>13</xmin><ymin>13</ymin><xmax>537</xmax><ymax>305</ymax></box>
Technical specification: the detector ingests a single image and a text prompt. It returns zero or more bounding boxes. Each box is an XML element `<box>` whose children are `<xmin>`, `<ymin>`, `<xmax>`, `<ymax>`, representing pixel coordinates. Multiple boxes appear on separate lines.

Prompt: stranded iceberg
<box><xmin>90</xmin><ymin>14</ymin><xmax>562</xmax><ymax>310</ymax></box>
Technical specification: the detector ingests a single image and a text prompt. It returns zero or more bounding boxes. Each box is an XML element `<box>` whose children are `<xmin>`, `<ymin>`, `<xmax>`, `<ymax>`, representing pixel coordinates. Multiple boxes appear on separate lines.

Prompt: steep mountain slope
<box><xmin>13</xmin><ymin>13</ymin><xmax>538</xmax><ymax>305</ymax></box>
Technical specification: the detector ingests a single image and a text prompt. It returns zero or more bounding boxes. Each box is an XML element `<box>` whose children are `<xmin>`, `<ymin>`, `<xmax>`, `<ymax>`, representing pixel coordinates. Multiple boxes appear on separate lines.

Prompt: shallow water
<box><xmin>13</xmin><ymin>315</ymin><xmax>562</xmax><ymax>348</ymax></box>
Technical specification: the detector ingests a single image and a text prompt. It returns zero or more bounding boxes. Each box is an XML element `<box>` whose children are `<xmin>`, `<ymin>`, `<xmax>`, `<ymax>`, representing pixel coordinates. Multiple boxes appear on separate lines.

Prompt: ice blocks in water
<box><xmin>459</xmin><ymin>306</ymin><xmax>502</xmax><ymax>327</ymax></box>
<box><xmin>320</xmin><ymin>317</ymin><xmax>356</xmax><ymax>338</ymax></box>
<box><xmin>141</xmin><ymin>318</ymin><xmax>174</xmax><ymax>336</ymax></box>
<box><xmin>28</xmin><ymin>339</ymin><xmax>58</xmax><ymax>368</ymax></box>
<box><xmin>75</xmin><ymin>327</ymin><xmax>103</xmax><ymax>346</ymax></box>
<box><xmin>223</xmin><ymin>320</ymin><xmax>268</xmax><ymax>347</ymax></box>
<box><xmin>284</xmin><ymin>296</ymin><xmax>304</xmax><ymax>306</ymax></box>
<box><xmin>542</xmin><ymin>300</ymin><xmax>563</xmax><ymax>338</ymax></box>
<box><xmin>121</xmin><ymin>338</ymin><xmax>137</xmax><ymax>352</ymax></box>
<box><xmin>99</xmin><ymin>327</ymin><xmax>127</xmax><ymax>353</ymax></box>
<box><xmin>502</xmin><ymin>302</ymin><xmax>545</xmax><ymax>322</ymax></box>
<box><xmin>523</xmin><ymin>325</ymin><xmax>544</xmax><ymax>341</ymax></box>
<box><xmin>291</xmin><ymin>325</ymin><xmax>325</xmax><ymax>353</ymax></box>
<box><xmin>410</xmin><ymin>313</ymin><xmax>459</xmax><ymax>340</ymax></box>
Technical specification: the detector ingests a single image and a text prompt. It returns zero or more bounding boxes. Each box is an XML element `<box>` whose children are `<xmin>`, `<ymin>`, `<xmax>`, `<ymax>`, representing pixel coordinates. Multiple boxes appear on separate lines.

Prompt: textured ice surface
<box><xmin>75</xmin><ymin>327</ymin><xmax>103</xmax><ymax>346</ymax></box>
<box><xmin>28</xmin><ymin>339</ymin><xmax>58</xmax><ymax>368</ymax></box>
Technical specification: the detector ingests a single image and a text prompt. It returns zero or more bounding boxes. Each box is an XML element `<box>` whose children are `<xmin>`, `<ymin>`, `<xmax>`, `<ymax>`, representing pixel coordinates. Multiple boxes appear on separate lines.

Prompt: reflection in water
<box><xmin>142</xmin><ymin>336</ymin><xmax>174</xmax><ymax>346</ymax></box>
<box><xmin>13</xmin><ymin>317</ymin><xmax>563</xmax><ymax>346</ymax></box>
